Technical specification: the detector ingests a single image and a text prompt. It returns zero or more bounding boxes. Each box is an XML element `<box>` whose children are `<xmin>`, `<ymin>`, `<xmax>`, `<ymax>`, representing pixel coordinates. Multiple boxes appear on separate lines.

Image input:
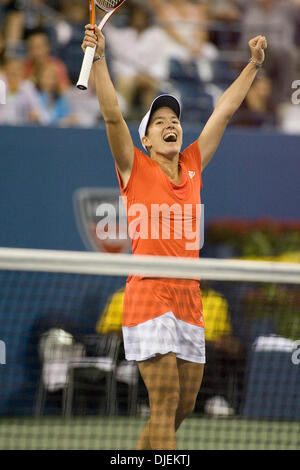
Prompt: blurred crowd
<box><xmin>0</xmin><ymin>0</ymin><xmax>300</xmax><ymax>131</ymax></box>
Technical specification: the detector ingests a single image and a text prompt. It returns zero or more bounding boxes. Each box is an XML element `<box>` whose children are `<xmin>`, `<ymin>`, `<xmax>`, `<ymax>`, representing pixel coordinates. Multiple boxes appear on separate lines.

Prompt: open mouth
<box><xmin>163</xmin><ymin>132</ymin><xmax>177</xmax><ymax>143</ymax></box>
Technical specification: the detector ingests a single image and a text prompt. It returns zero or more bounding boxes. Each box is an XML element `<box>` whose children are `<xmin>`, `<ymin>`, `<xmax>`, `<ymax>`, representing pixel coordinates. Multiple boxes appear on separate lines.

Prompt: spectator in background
<box><xmin>230</xmin><ymin>74</ymin><xmax>277</xmax><ymax>128</ymax></box>
<box><xmin>35</xmin><ymin>62</ymin><xmax>73</xmax><ymax>126</ymax></box>
<box><xmin>148</xmin><ymin>0</ymin><xmax>219</xmax><ymax>83</ymax></box>
<box><xmin>20</xmin><ymin>0</ymin><xmax>60</xmax><ymax>32</ymax></box>
<box><xmin>65</xmin><ymin>73</ymin><xmax>103</xmax><ymax>127</ymax></box>
<box><xmin>0</xmin><ymin>31</ymin><xmax>5</xmax><ymax>73</ymax></box>
<box><xmin>0</xmin><ymin>56</ymin><xmax>47</xmax><ymax>125</ymax></box>
<box><xmin>205</xmin><ymin>0</ymin><xmax>243</xmax><ymax>49</ymax></box>
<box><xmin>105</xmin><ymin>3</ymin><xmax>171</xmax><ymax>120</ymax></box>
<box><xmin>0</xmin><ymin>0</ymin><xmax>24</xmax><ymax>54</ymax></box>
<box><xmin>54</xmin><ymin>0</ymin><xmax>88</xmax><ymax>83</ymax></box>
<box><xmin>23</xmin><ymin>29</ymin><xmax>70</xmax><ymax>93</ymax></box>
<box><xmin>1</xmin><ymin>0</ymin><xmax>60</xmax><ymax>55</ymax></box>
<box><xmin>206</xmin><ymin>0</ymin><xmax>242</xmax><ymax>22</ymax></box>
<box><xmin>239</xmin><ymin>0</ymin><xmax>300</xmax><ymax>103</ymax></box>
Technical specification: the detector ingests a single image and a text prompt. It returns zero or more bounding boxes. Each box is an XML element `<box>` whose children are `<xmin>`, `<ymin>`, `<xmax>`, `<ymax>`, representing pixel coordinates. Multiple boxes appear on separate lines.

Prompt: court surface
<box><xmin>0</xmin><ymin>415</ymin><xmax>299</xmax><ymax>450</ymax></box>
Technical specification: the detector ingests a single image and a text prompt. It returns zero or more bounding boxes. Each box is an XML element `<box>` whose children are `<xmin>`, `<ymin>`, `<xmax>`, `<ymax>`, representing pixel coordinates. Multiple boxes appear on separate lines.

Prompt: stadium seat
<box><xmin>211</xmin><ymin>59</ymin><xmax>238</xmax><ymax>90</ymax></box>
<box><xmin>35</xmin><ymin>328</ymin><xmax>85</xmax><ymax>415</ymax></box>
<box><xmin>35</xmin><ymin>329</ymin><xmax>123</xmax><ymax>416</ymax></box>
<box><xmin>181</xmin><ymin>89</ymin><xmax>214</xmax><ymax>123</ymax></box>
<box><xmin>169</xmin><ymin>58</ymin><xmax>200</xmax><ymax>84</ymax></box>
<box><xmin>63</xmin><ymin>333</ymin><xmax>122</xmax><ymax>416</ymax></box>
<box><xmin>167</xmin><ymin>59</ymin><xmax>214</xmax><ymax>122</ymax></box>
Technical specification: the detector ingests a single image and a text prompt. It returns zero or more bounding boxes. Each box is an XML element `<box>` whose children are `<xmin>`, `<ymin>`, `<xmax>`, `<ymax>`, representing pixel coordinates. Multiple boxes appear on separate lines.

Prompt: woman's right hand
<box><xmin>81</xmin><ymin>24</ymin><xmax>105</xmax><ymax>56</ymax></box>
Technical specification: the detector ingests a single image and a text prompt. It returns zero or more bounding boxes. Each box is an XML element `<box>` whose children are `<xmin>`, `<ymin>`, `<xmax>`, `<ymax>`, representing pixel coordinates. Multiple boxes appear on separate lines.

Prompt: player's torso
<box><xmin>125</xmin><ymin>152</ymin><xmax>202</xmax><ymax>258</ymax></box>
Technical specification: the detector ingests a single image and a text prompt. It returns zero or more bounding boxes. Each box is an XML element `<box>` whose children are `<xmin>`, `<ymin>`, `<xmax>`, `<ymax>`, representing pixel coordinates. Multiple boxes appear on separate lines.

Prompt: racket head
<box><xmin>95</xmin><ymin>0</ymin><xmax>125</xmax><ymax>13</ymax></box>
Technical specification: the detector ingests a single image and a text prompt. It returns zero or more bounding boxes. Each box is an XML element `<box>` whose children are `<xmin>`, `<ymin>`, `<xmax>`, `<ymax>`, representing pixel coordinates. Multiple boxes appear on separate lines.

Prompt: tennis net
<box><xmin>0</xmin><ymin>247</ymin><xmax>299</xmax><ymax>450</ymax></box>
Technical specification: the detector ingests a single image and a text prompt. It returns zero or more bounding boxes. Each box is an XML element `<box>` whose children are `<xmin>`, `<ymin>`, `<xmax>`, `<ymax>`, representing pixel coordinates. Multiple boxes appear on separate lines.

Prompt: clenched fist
<box><xmin>81</xmin><ymin>24</ymin><xmax>105</xmax><ymax>57</ymax></box>
<box><xmin>249</xmin><ymin>35</ymin><xmax>268</xmax><ymax>65</ymax></box>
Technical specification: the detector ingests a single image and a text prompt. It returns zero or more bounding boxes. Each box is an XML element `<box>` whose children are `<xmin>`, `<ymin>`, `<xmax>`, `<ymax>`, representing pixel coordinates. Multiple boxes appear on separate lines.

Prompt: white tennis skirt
<box><xmin>122</xmin><ymin>311</ymin><xmax>205</xmax><ymax>363</ymax></box>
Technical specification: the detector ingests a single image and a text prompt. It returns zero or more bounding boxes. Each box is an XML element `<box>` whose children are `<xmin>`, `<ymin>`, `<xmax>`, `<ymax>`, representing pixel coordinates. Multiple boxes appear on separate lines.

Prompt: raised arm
<box><xmin>82</xmin><ymin>25</ymin><xmax>134</xmax><ymax>187</ymax></box>
<box><xmin>198</xmin><ymin>35</ymin><xmax>268</xmax><ymax>171</ymax></box>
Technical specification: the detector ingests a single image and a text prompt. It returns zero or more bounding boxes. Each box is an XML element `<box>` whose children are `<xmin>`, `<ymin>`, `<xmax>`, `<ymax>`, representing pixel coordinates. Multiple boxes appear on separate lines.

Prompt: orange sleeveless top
<box><xmin>115</xmin><ymin>141</ymin><xmax>203</xmax><ymax>260</ymax></box>
<box><xmin>115</xmin><ymin>141</ymin><xmax>204</xmax><ymax>327</ymax></box>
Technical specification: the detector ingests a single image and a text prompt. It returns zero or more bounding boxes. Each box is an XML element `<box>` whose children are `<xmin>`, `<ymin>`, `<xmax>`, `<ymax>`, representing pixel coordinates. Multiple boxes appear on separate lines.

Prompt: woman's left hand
<box><xmin>249</xmin><ymin>35</ymin><xmax>268</xmax><ymax>65</ymax></box>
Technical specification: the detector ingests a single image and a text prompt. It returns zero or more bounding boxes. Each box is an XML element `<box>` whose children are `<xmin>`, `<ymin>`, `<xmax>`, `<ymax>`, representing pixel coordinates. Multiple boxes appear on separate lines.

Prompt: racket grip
<box><xmin>76</xmin><ymin>45</ymin><xmax>96</xmax><ymax>91</ymax></box>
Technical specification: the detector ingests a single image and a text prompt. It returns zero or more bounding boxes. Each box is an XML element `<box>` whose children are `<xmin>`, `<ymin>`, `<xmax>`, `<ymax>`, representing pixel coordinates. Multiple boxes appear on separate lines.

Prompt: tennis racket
<box><xmin>77</xmin><ymin>0</ymin><xmax>126</xmax><ymax>90</ymax></box>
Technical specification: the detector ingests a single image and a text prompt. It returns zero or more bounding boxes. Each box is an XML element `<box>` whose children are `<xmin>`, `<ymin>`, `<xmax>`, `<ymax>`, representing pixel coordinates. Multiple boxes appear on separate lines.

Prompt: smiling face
<box><xmin>142</xmin><ymin>107</ymin><xmax>183</xmax><ymax>158</ymax></box>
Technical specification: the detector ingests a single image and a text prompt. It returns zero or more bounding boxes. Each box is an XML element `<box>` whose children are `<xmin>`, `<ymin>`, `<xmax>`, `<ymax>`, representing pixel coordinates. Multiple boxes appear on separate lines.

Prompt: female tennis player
<box><xmin>81</xmin><ymin>25</ymin><xmax>267</xmax><ymax>450</ymax></box>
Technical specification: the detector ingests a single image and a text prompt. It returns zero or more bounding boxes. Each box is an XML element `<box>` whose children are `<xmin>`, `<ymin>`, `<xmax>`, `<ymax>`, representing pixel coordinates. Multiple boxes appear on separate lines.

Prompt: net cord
<box><xmin>0</xmin><ymin>247</ymin><xmax>299</xmax><ymax>283</ymax></box>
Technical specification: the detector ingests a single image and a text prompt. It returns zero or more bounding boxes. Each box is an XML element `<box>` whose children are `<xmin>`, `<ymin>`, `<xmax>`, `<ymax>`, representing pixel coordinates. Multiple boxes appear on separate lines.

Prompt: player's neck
<box><xmin>152</xmin><ymin>152</ymin><xmax>181</xmax><ymax>184</ymax></box>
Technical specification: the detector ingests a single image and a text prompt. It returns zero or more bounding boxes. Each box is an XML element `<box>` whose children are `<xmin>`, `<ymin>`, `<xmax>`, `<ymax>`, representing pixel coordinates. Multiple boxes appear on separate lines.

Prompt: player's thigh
<box><xmin>177</xmin><ymin>358</ymin><xmax>204</xmax><ymax>402</ymax></box>
<box><xmin>138</xmin><ymin>352</ymin><xmax>180</xmax><ymax>406</ymax></box>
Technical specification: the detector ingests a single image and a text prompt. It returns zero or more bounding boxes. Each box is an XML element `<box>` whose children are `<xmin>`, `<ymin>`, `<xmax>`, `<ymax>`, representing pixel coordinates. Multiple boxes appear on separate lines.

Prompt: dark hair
<box><xmin>25</xmin><ymin>28</ymin><xmax>49</xmax><ymax>42</ymax></box>
<box><xmin>128</xmin><ymin>1</ymin><xmax>154</xmax><ymax>24</ymax></box>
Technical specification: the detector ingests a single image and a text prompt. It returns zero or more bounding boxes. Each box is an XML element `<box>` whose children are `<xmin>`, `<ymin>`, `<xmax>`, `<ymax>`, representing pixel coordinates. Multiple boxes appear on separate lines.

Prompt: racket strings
<box><xmin>96</xmin><ymin>0</ymin><xmax>123</xmax><ymax>11</ymax></box>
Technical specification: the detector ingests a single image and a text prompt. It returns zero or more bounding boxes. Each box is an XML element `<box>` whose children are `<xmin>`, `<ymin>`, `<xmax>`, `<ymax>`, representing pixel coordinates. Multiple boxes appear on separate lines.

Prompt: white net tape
<box><xmin>0</xmin><ymin>247</ymin><xmax>299</xmax><ymax>283</ymax></box>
